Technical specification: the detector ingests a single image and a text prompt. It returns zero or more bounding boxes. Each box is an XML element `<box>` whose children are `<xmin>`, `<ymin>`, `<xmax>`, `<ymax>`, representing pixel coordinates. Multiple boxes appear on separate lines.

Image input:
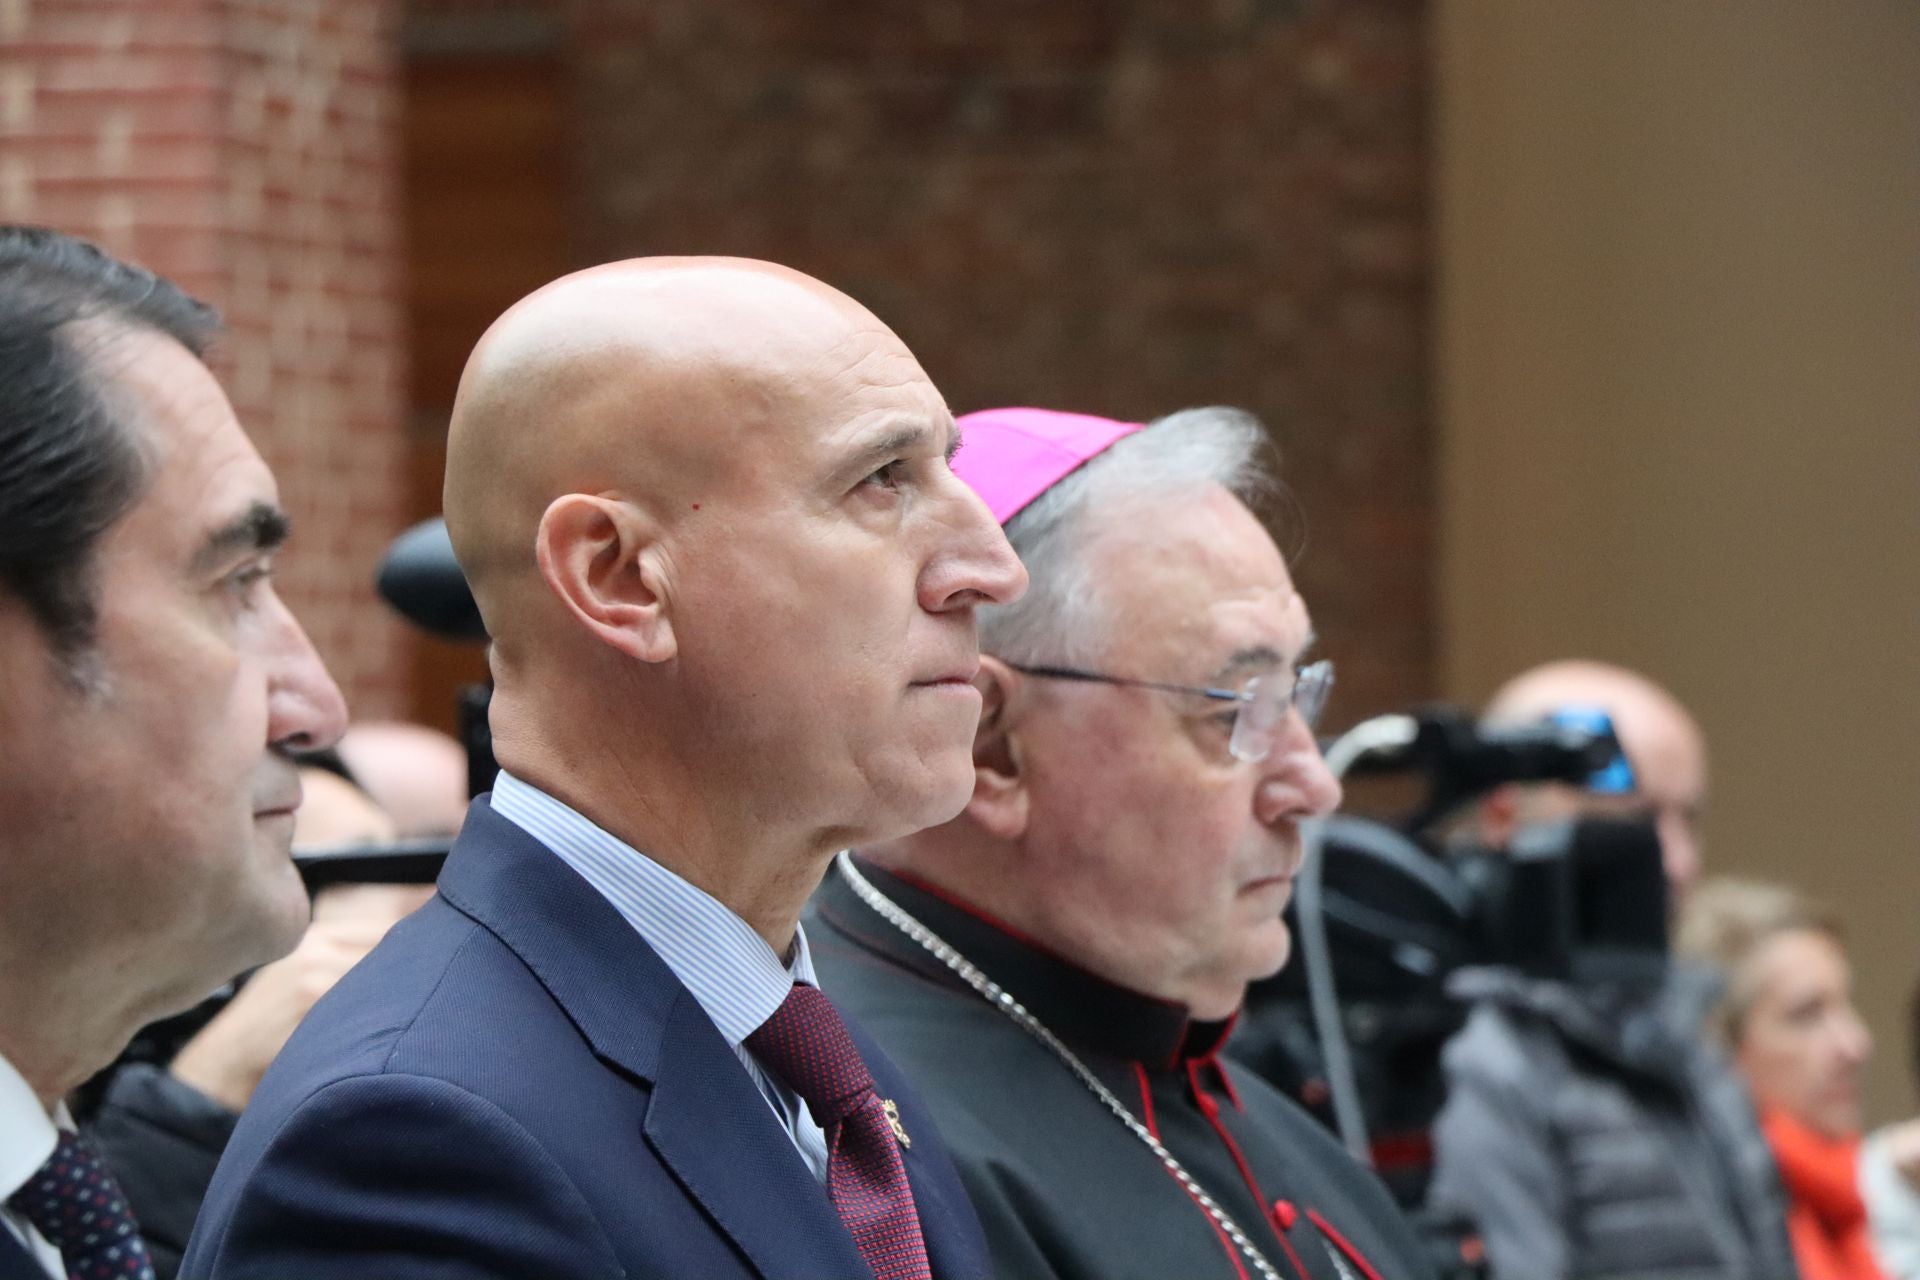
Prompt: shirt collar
<box><xmin>0</xmin><ymin>1053</ymin><xmax>58</xmax><ymax>1201</ymax></box>
<box><xmin>489</xmin><ymin>771</ymin><xmax>816</xmax><ymax>1046</ymax></box>
<box><xmin>821</xmin><ymin>856</ymin><xmax>1234</xmax><ymax>1070</ymax></box>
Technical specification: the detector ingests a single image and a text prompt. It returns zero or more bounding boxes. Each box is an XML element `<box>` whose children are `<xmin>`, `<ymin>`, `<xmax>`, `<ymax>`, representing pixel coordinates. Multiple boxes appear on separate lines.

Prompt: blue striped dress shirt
<box><xmin>489</xmin><ymin>770</ymin><xmax>831</xmax><ymax>1182</ymax></box>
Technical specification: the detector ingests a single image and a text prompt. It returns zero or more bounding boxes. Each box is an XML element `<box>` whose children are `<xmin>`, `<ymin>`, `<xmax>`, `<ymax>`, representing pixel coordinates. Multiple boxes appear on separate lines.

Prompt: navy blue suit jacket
<box><xmin>180</xmin><ymin>799</ymin><xmax>989</xmax><ymax>1279</ymax></box>
<box><xmin>0</xmin><ymin>1232</ymin><xmax>47</xmax><ymax>1280</ymax></box>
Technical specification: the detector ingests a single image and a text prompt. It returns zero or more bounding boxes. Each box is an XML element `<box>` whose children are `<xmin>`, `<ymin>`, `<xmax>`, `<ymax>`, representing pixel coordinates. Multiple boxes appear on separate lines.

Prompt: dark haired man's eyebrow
<box><xmin>192</xmin><ymin>501</ymin><xmax>290</xmax><ymax>576</ymax></box>
<box><xmin>946</xmin><ymin>425</ymin><xmax>964</xmax><ymax>463</ymax></box>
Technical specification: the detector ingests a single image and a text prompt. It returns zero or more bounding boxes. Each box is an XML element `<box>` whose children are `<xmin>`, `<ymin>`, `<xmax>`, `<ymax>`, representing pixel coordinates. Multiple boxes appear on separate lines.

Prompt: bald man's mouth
<box><xmin>253</xmin><ymin>770</ymin><xmax>304</xmax><ymax>821</ymax></box>
<box><xmin>911</xmin><ymin>661</ymin><xmax>980</xmax><ymax>688</ymax></box>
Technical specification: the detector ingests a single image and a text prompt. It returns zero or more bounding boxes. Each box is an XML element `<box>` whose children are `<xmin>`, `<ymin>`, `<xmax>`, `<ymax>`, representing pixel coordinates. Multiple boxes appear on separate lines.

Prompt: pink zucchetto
<box><xmin>950</xmin><ymin>407</ymin><xmax>1145</xmax><ymax>527</ymax></box>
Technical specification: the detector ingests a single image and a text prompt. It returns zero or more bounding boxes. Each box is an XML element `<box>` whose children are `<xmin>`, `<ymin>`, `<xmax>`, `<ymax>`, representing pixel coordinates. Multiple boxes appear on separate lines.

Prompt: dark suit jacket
<box><xmin>0</xmin><ymin>1232</ymin><xmax>49</xmax><ymax>1280</ymax></box>
<box><xmin>180</xmin><ymin>799</ymin><xmax>989</xmax><ymax>1280</ymax></box>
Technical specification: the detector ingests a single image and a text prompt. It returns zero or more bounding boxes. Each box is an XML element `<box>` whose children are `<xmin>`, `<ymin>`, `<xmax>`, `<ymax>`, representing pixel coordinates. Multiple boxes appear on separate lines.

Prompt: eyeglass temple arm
<box><xmin>1005</xmin><ymin>663</ymin><xmax>1245</xmax><ymax>703</ymax></box>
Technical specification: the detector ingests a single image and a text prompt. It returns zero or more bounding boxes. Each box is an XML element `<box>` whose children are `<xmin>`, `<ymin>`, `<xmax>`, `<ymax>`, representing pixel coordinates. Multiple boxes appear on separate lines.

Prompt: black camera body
<box><xmin>1233</xmin><ymin>710</ymin><xmax>1669</xmax><ymax>1220</ymax></box>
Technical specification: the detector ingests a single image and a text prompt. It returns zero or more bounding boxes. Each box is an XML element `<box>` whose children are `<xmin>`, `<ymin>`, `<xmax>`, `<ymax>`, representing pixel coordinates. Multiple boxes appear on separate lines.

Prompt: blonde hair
<box><xmin>1676</xmin><ymin>876</ymin><xmax>1840</xmax><ymax>1048</ymax></box>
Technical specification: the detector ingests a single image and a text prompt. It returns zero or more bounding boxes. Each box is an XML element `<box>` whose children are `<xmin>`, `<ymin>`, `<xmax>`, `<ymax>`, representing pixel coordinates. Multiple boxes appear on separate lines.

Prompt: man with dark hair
<box><xmin>0</xmin><ymin>226</ymin><xmax>348</xmax><ymax>1280</ymax></box>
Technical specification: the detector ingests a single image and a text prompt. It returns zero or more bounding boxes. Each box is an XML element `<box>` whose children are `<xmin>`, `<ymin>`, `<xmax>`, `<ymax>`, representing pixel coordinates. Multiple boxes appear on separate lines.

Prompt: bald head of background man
<box><xmin>443</xmin><ymin>255</ymin><xmax>1026</xmax><ymax>946</ymax></box>
<box><xmin>1478</xmin><ymin>658</ymin><xmax>1709</xmax><ymax>908</ymax></box>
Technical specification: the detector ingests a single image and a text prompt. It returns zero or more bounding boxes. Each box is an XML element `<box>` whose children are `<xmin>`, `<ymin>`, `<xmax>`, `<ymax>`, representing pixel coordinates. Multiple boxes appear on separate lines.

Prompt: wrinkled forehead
<box><xmin>80</xmin><ymin>323</ymin><xmax>277</xmax><ymax>553</ymax></box>
<box><xmin>579</xmin><ymin>280</ymin><xmax>943</xmax><ymax>486</ymax></box>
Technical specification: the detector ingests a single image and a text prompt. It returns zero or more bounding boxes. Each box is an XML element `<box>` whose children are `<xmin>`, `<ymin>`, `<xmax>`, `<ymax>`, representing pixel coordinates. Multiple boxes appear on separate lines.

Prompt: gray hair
<box><xmin>979</xmin><ymin>405</ymin><xmax>1277</xmax><ymax>666</ymax></box>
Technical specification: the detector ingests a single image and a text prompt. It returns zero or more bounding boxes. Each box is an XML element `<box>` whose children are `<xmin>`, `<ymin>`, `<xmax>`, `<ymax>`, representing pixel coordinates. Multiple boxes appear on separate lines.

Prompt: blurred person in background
<box><xmin>811</xmin><ymin>407</ymin><xmax>1434</xmax><ymax>1280</ymax></box>
<box><xmin>335</xmin><ymin>720</ymin><xmax>470</xmax><ymax>839</ymax></box>
<box><xmin>1476</xmin><ymin>659</ymin><xmax>1708</xmax><ymax>913</ymax></box>
<box><xmin>1680</xmin><ymin>878</ymin><xmax>1886</xmax><ymax>1280</ymax></box>
<box><xmin>0</xmin><ymin>226</ymin><xmax>348</xmax><ymax>1280</ymax></box>
<box><xmin>1427</xmin><ymin>662</ymin><xmax>1797</xmax><ymax>1280</ymax></box>
<box><xmin>1861</xmin><ymin>976</ymin><xmax>1920</xmax><ymax>1279</ymax></box>
<box><xmin>84</xmin><ymin>754</ymin><xmax>430</xmax><ymax>1279</ymax></box>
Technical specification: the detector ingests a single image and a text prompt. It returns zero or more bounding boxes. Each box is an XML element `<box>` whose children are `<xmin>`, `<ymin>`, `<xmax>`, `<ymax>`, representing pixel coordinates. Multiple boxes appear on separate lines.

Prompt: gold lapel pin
<box><xmin>881</xmin><ymin>1098</ymin><xmax>912</xmax><ymax>1148</ymax></box>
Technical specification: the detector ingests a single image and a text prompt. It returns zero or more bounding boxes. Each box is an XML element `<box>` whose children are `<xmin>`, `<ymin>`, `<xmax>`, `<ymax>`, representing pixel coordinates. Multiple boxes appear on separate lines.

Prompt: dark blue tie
<box><xmin>6</xmin><ymin>1130</ymin><xmax>154</xmax><ymax>1280</ymax></box>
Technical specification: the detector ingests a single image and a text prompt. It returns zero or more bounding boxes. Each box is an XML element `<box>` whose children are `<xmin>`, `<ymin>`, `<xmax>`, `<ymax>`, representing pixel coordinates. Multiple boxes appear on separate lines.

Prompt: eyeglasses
<box><xmin>1005</xmin><ymin>658</ymin><xmax>1335</xmax><ymax>764</ymax></box>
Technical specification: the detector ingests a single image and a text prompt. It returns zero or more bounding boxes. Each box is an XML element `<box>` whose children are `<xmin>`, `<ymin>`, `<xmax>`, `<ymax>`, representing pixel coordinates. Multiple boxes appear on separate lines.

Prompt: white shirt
<box><xmin>0</xmin><ymin>1051</ymin><xmax>68</xmax><ymax>1278</ymax></box>
<box><xmin>489</xmin><ymin>771</ymin><xmax>832</xmax><ymax>1182</ymax></box>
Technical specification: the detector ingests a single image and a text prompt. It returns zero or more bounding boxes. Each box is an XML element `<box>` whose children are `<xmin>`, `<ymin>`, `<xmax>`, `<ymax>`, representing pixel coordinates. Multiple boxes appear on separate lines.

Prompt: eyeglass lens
<box><xmin>1227</xmin><ymin>660</ymin><xmax>1334</xmax><ymax>763</ymax></box>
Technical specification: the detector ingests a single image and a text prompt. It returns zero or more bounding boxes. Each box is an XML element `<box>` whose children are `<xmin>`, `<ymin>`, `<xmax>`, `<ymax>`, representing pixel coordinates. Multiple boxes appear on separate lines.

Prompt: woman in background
<box><xmin>1679</xmin><ymin>878</ymin><xmax>1883</xmax><ymax>1280</ymax></box>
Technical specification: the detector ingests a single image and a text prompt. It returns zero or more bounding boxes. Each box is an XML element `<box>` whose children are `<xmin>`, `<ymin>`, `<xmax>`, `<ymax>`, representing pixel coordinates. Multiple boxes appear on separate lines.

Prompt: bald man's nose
<box><xmin>1658</xmin><ymin>809</ymin><xmax>1702</xmax><ymax>899</ymax></box>
<box><xmin>922</xmin><ymin>485</ymin><xmax>1027</xmax><ymax>612</ymax></box>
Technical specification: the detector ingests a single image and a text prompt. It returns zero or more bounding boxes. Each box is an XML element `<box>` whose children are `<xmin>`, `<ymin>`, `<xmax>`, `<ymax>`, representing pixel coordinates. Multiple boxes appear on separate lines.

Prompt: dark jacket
<box><xmin>1427</xmin><ymin>966</ymin><xmax>1798</xmax><ymax>1280</ymax></box>
<box><xmin>181</xmin><ymin>799</ymin><xmax>990</xmax><ymax>1280</ymax></box>
<box><xmin>83</xmin><ymin>1064</ymin><xmax>237</xmax><ymax>1280</ymax></box>
<box><xmin>809</xmin><ymin>858</ymin><xmax>1437</xmax><ymax>1280</ymax></box>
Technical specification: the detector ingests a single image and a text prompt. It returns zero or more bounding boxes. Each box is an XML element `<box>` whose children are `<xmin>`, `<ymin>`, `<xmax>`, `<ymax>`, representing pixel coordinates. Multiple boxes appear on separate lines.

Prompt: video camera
<box><xmin>1233</xmin><ymin>706</ymin><xmax>1669</xmax><ymax>1211</ymax></box>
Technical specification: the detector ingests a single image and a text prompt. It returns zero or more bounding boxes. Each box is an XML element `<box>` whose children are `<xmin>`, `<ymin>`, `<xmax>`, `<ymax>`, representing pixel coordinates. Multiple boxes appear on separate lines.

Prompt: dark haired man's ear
<box><xmin>966</xmin><ymin>656</ymin><xmax>1029</xmax><ymax>840</ymax></box>
<box><xmin>535</xmin><ymin>495</ymin><xmax>676</xmax><ymax>664</ymax></box>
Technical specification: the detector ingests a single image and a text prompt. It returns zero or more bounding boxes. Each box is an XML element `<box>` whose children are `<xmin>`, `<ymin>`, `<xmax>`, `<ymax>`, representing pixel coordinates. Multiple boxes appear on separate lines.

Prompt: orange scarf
<box><xmin>1761</xmin><ymin>1105</ymin><xmax>1887</xmax><ymax>1280</ymax></box>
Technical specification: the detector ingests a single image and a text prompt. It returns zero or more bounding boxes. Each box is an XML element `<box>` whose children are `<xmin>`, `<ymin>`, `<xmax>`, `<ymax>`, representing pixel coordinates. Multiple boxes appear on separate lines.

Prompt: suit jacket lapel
<box><xmin>646</xmin><ymin>996</ymin><xmax>872</xmax><ymax>1280</ymax></box>
<box><xmin>437</xmin><ymin>799</ymin><xmax>871</xmax><ymax>1280</ymax></box>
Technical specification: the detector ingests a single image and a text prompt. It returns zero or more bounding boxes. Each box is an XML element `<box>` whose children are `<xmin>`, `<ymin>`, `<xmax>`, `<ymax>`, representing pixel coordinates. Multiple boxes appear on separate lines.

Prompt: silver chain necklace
<box><xmin>834</xmin><ymin>854</ymin><xmax>1359</xmax><ymax>1280</ymax></box>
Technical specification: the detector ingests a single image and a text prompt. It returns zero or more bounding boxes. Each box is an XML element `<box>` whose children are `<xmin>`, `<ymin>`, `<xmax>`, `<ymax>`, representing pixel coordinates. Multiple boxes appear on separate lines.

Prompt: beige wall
<box><xmin>1436</xmin><ymin>2</ymin><xmax>1920</xmax><ymax>1122</ymax></box>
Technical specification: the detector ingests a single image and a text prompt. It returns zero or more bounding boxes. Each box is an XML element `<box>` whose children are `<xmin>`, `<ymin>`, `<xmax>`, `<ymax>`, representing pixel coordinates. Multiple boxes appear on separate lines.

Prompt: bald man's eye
<box><xmin>861</xmin><ymin>459</ymin><xmax>907</xmax><ymax>493</ymax></box>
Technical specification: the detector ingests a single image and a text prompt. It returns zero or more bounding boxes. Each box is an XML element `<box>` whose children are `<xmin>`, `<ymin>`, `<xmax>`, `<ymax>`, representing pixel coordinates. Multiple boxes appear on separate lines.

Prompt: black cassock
<box><xmin>810</xmin><ymin>858</ymin><xmax>1438</xmax><ymax>1280</ymax></box>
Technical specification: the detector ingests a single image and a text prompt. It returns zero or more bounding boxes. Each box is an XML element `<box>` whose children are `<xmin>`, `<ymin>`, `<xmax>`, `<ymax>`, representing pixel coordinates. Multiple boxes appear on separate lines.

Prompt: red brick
<box><xmin>561</xmin><ymin>0</ymin><xmax>1434</xmax><ymax>723</ymax></box>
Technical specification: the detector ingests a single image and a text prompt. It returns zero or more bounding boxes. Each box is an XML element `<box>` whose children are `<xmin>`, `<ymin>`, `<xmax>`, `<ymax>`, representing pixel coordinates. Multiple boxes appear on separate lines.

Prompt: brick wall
<box><xmin>1</xmin><ymin>0</ymin><xmax>410</xmax><ymax>719</ymax></box>
<box><xmin>562</xmin><ymin>0</ymin><xmax>1433</xmax><ymax>724</ymax></box>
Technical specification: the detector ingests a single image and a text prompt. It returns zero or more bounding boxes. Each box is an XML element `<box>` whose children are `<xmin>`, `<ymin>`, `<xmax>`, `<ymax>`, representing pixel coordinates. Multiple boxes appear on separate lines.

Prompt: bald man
<box><xmin>184</xmin><ymin>259</ymin><xmax>1025</xmax><ymax>1280</ymax></box>
<box><xmin>1477</xmin><ymin>659</ymin><xmax>1708</xmax><ymax>908</ymax></box>
<box><xmin>1429</xmin><ymin>661</ymin><xmax>1797</xmax><ymax>1280</ymax></box>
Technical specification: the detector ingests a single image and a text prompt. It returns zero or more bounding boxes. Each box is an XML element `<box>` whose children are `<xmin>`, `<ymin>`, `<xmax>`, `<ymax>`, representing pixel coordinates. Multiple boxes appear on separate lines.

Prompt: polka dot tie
<box><xmin>6</xmin><ymin>1130</ymin><xmax>154</xmax><ymax>1280</ymax></box>
<box><xmin>746</xmin><ymin>983</ymin><xmax>933</xmax><ymax>1280</ymax></box>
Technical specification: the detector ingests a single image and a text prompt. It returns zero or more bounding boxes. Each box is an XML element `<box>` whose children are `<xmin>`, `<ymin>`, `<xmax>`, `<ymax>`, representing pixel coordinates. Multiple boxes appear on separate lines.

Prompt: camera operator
<box><xmin>1427</xmin><ymin>661</ymin><xmax>1797</xmax><ymax>1280</ymax></box>
<box><xmin>0</xmin><ymin>227</ymin><xmax>348</xmax><ymax>1280</ymax></box>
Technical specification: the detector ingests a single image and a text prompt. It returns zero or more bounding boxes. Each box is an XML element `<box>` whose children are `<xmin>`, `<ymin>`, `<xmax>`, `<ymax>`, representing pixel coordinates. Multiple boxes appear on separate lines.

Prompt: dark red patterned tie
<box><xmin>6</xmin><ymin>1130</ymin><xmax>154</xmax><ymax>1280</ymax></box>
<box><xmin>746</xmin><ymin>983</ymin><xmax>933</xmax><ymax>1280</ymax></box>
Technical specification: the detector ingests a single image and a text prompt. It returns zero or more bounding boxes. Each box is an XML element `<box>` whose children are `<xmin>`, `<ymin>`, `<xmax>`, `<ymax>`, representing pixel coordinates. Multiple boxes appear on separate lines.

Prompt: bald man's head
<box><xmin>439</xmin><ymin>256</ymin><xmax>1025</xmax><ymax>865</ymax></box>
<box><xmin>1483</xmin><ymin>659</ymin><xmax>1708</xmax><ymax>903</ymax></box>
<box><xmin>444</xmin><ymin>258</ymin><xmax>903</xmax><ymax>642</ymax></box>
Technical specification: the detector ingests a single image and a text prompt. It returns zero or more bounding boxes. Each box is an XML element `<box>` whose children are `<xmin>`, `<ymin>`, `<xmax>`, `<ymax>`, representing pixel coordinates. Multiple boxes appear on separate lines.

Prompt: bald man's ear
<box><xmin>535</xmin><ymin>495</ymin><xmax>675</xmax><ymax>664</ymax></box>
<box><xmin>965</xmin><ymin>656</ymin><xmax>1029</xmax><ymax>841</ymax></box>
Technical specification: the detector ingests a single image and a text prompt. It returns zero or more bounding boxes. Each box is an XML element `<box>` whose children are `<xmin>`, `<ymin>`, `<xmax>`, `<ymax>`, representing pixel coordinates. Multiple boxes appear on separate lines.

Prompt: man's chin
<box><xmin>243</xmin><ymin>844</ymin><xmax>314</xmax><ymax>953</ymax></box>
<box><xmin>1243</xmin><ymin>927</ymin><xmax>1294</xmax><ymax>982</ymax></box>
<box><xmin>868</xmin><ymin>744</ymin><xmax>976</xmax><ymax>836</ymax></box>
